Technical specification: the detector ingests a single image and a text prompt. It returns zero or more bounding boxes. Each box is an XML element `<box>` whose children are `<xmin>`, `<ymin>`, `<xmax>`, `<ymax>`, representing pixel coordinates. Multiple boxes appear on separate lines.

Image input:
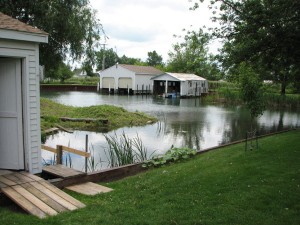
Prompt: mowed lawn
<box><xmin>0</xmin><ymin>130</ymin><xmax>299</xmax><ymax>225</ymax></box>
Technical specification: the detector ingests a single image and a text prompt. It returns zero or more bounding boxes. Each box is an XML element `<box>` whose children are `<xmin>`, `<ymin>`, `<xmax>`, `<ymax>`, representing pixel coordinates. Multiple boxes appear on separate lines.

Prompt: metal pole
<box><xmin>85</xmin><ymin>134</ymin><xmax>88</xmax><ymax>173</ymax></box>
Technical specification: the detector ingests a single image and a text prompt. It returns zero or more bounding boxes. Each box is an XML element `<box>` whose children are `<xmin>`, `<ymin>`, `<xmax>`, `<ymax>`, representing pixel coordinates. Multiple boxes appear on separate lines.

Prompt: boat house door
<box><xmin>0</xmin><ymin>58</ymin><xmax>25</xmax><ymax>170</ymax></box>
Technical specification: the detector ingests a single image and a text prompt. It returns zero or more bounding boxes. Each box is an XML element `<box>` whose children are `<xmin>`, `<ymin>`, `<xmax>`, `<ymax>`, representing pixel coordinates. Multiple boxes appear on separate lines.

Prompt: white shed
<box><xmin>0</xmin><ymin>13</ymin><xmax>48</xmax><ymax>174</ymax></box>
<box><xmin>100</xmin><ymin>64</ymin><xmax>164</xmax><ymax>94</ymax></box>
<box><xmin>151</xmin><ymin>72</ymin><xmax>208</xmax><ymax>97</ymax></box>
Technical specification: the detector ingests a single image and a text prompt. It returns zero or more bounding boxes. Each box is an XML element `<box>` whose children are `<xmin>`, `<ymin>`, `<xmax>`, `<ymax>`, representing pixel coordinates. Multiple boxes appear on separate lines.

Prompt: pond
<box><xmin>41</xmin><ymin>91</ymin><xmax>300</xmax><ymax>171</ymax></box>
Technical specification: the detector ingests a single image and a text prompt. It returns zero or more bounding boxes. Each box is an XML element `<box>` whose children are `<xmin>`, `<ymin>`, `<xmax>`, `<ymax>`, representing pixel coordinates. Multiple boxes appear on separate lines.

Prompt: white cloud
<box><xmin>90</xmin><ymin>0</ymin><xmax>217</xmax><ymax>62</ymax></box>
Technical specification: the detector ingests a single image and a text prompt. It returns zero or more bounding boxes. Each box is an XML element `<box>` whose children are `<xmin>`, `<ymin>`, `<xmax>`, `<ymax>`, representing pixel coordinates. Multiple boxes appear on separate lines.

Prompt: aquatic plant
<box><xmin>143</xmin><ymin>147</ymin><xmax>197</xmax><ymax>168</ymax></box>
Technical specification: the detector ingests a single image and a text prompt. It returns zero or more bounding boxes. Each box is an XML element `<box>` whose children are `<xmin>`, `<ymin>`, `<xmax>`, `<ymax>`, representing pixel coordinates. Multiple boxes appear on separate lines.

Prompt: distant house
<box><xmin>151</xmin><ymin>73</ymin><xmax>208</xmax><ymax>97</ymax></box>
<box><xmin>99</xmin><ymin>64</ymin><xmax>164</xmax><ymax>94</ymax></box>
<box><xmin>0</xmin><ymin>12</ymin><xmax>48</xmax><ymax>174</ymax></box>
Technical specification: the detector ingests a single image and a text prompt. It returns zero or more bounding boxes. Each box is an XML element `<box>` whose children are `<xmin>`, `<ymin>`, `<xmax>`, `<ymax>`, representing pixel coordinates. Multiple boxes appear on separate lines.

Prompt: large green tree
<box><xmin>167</xmin><ymin>29</ymin><xmax>221</xmax><ymax>80</ymax></box>
<box><xmin>0</xmin><ymin>0</ymin><xmax>102</xmax><ymax>78</ymax></box>
<box><xmin>146</xmin><ymin>50</ymin><xmax>164</xmax><ymax>67</ymax></box>
<box><xmin>192</xmin><ymin>0</ymin><xmax>300</xmax><ymax>94</ymax></box>
<box><xmin>95</xmin><ymin>48</ymin><xmax>118</xmax><ymax>71</ymax></box>
<box><xmin>118</xmin><ymin>55</ymin><xmax>146</xmax><ymax>65</ymax></box>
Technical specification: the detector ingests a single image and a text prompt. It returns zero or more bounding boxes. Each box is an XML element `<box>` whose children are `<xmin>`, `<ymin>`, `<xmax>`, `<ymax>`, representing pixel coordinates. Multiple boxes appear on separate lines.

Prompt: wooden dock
<box><xmin>0</xmin><ymin>171</ymin><xmax>85</xmax><ymax>218</ymax></box>
<box><xmin>42</xmin><ymin>164</ymin><xmax>86</xmax><ymax>179</ymax></box>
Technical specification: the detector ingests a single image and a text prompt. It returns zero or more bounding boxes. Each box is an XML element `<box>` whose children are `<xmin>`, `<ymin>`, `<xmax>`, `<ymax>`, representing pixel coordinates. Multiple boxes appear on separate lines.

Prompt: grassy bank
<box><xmin>40</xmin><ymin>98</ymin><xmax>157</xmax><ymax>132</ymax></box>
<box><xmin>1</xmin><ymin>130</ymin><xmax>299</xmax><ymax>224</ymax></box>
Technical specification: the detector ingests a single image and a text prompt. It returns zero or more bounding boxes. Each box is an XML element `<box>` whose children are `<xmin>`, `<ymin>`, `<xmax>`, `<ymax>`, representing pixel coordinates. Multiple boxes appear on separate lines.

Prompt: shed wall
<box><xmin>0</xmin><ymin>39</ymin><xmax>42</xmax><ymax>174</ymax></box>
<box><xmin>100</xmin><ymin>66</ymin><xmax>135</xmax><ymax>91</ymax></box>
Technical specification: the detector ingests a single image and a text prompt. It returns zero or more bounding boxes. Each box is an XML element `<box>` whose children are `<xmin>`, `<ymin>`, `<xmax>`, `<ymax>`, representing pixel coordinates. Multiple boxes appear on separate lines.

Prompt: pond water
<box><xmin>41</xmin><ymin>91</ymin><xmax>300</xmax><ymax>171</ymax></box>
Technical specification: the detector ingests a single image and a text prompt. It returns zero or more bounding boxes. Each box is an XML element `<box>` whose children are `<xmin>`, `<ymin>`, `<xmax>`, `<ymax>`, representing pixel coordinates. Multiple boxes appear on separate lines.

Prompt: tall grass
<box><xmin>104</xmin><ymin>131</ymin><xmax>152</xmax><ymax>168</ymax></box>
<box><xmin>87</xmin><ymin>144</ymin><xmax>102</xmax><ymax>172</ymax></box>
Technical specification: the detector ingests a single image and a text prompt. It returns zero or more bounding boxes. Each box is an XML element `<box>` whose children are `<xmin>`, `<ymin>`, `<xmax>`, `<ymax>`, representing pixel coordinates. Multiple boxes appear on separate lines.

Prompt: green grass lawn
<box><xmin>1</xmin><ymin>130</ymin><xmax>299</xmax><ymax>225</ymax></box>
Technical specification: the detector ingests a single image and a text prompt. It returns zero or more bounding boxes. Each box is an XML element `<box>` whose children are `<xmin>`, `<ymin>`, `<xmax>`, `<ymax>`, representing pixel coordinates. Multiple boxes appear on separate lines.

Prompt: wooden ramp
<box><xmin>66</xmin><ymin>182</ymin><xmax>113</xmax><ymax>196</ymax></box>
<box><xmin>0</xmin><ymin>172</ymin><xmax>85</xmax><ymax>219</ymax></box>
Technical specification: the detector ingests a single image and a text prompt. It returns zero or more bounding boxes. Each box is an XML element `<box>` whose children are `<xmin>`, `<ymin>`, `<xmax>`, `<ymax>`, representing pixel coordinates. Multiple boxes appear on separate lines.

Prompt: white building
<box><xmin>151</xmin><ymin>72</ymin><xmax>208</xmax><ymax>97</ymax></box>
<box><xmin>99</xmin><ymin>64</ymin><xmax>164</xmax><ymax>94</ymax></box>
<box><xmin>0</xmin><ymin>13</ymin><xmax>48</xmax><ymax>174</ymax></box>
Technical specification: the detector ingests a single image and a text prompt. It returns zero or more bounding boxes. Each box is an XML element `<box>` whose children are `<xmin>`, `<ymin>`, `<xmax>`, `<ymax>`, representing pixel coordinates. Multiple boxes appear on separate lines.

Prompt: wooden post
<box><xmin>85</xmin><ymin>134</ymin><xmax>88</xmax><ymax>173</ymax></box>
<box><xmin>56</xmin><ymin>145</ymin><xmax>63</xmax><ymax>165</ymax></box>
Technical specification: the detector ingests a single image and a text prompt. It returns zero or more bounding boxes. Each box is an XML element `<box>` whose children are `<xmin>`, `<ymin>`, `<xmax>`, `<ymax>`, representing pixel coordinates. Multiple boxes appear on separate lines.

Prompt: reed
<box><xmin>104</xmin><ymin>131</ymin><xmax>151</xmax><ymax>168</ymax></box>
<box><xmin>87</xmin><ymin>144</ymin><xmax>102</xmax><ymax>172</ymax></box>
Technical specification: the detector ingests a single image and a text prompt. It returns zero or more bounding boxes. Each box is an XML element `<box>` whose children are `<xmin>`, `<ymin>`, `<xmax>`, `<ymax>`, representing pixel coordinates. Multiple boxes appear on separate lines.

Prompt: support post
<box><xmin>85</xmin><ymin>134</ymin><xmax>88</xmax><ymax>173</ymax></box>
<box><xmin>56</xmin><ymin>145</ymin><xmax>63</xmax><ymax>165</ymax></box>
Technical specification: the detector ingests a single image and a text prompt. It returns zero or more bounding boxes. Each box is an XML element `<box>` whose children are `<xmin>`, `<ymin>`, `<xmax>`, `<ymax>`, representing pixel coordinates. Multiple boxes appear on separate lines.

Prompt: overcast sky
<box><xmin>89</xmin><ymin>0</ymin><xmax>218</xmax><ymax>62</ymax></box>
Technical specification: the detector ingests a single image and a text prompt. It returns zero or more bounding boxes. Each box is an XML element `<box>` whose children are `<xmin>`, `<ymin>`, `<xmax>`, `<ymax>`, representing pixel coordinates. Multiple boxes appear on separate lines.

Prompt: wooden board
<box><xmin>65</xmin><ymin>182</ymin><xmax>113</xmax><ymax>196</ymax></box>
<box><xmin>0</xmin><ymin>170</ymin><xmax>12</xmax><ymax>176</ymax></box>
<box><xmin>42</xmin><ymin>165</ymin><xmax>85</xmax><ymax>178</ymax></box>
<box><xmin>44</xmin><ymin>127</ymin><xmax>59</xmax><ymax>134</ymax></box>
<box><xmin>0</xmin><ymin>172</ymin><xmax>85</xmax><ymax>218</ymax></box>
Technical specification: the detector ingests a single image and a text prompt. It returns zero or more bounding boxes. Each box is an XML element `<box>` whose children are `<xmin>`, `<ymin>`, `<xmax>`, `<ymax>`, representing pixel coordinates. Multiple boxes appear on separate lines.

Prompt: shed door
<box><xmin>102</xmin><ymin>77</ymin><xmax>115</xmax><ymax>88</ymax></box>
<box><xmin>119</xmin><ymin>78</ymin><xmax>132</xmax><ymax>88</ymax></box>
<box><xmin>0</xmin><ymin>58</ymin><xmax>24</xmax><ymax>170</ymax></box>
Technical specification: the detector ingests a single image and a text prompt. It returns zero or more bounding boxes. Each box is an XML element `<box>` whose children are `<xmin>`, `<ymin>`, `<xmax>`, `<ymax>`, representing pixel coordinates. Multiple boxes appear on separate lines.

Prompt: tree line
<box><xmin>1</xmin><ymin>0</ymin><xmax>299</xmax><ymax>95</ymax></box>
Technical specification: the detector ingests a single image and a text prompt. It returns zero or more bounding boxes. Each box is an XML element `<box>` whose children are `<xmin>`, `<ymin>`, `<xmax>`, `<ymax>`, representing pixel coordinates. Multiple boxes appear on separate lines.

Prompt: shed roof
<box><xmin>119</xmin><ymin>64</ymin><xmax>164</xmax><ymax>75</ymax></box>
<box><xmin>152</xmin><ymin>72</ymin><xmax>206</xmax><ymax>81</ymax></box>
<box><xmin>0</xmin><ymin>12</ymin><xmax>47</xmax><ymax>35</ymax></box>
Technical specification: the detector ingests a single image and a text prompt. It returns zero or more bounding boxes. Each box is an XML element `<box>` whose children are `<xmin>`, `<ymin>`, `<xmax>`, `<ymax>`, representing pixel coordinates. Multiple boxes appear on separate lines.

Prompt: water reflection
<box><xmin>41</xmin><ymin>91</ymin><xmax>300</xmax><ymax>171</ymax></box>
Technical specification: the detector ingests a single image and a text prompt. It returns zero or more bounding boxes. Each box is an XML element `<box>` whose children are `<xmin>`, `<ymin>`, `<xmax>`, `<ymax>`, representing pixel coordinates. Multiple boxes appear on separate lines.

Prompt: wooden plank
<box><xmin>43</xmin><ymin>165</ymin><xmax>85</xmax><ymax>178</ymax></box>
<box><xmin>44</xmin><ymin>127</ymin><xmax>59</xmax><ymax>134</ymax></box>
<box><xmin>3</xmin><ymin>174</ymin><xmax>26</xmax><ymax>185</ymax></box>
<box><xmin>19</xmin><ymin>171</ymin><xmax>43</xmax><ymax>181</ymax></box>
<box><xmin>41</xmin><ymin>145</ymin><xmax>57</xmax><ymax>153</ymax></box>
<box><xmin>12</xmin><ymin>185</ymin><xmax>58</xmax><ymax>216</ymax></box>
<box><xmin>2</xmin><ymin>186</ymin><xmax>47</xmax><ymax>219</ymax></box>
<box><xmin>61</xmin><ymin>146</ymin><xmax>90</xmax><ymax>158</ymax></box>
<box><xmin>32</xmin><ymin>181</ymin><xmax>79</xmax><ymax>211</ymax></box>
<box><xmin>22</xmin><ymin>183</ymin><xmax>68</xmax><ymax>213</ymax></box>
<box><xmin>41</xmin><ymin>144</ymin><xmax>90</xmax><ymax>157</ymax></box>
<box><xmin>0</xmin><ymin>170</ymin><xmax>12</xmax><ymax>176</ymax></box>
<box><xmin>65</xmin><ymin>182</ymin><xmax>113</xmax><ymax>196</ymax></box>
<box><xmin>39</xmin><ymin>180</ymin><xmax>85</xmax><ymax>209</ymax></box>
<box><xmin>55</xmin><ymin>124</ymin><xmax>73</xmax><ymax>133</ymax></box>
<box><xmin>0</xmin><ymin>181</ymin><xmax>7</xmax><ymax>188</ymax></box>
<box><xmin>87</xmin><ymin>182</ymin><xmax>113</xmax><ymax>193</ymax></box>
<box><xmin>0</xmin><ymin>175</ymin><xmax>17</xmax><ymax>186</ymax></box>
<box><xmin>13</xmin><ymin>172</ymin><xmax>35</xmax><ymax>183</ymax></box>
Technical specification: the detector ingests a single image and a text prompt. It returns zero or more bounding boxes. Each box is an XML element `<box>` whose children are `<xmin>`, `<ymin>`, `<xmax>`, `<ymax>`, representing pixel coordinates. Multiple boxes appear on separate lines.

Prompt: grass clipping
<box><xmin>40</xmin><ymin>98</ymin><xmax>157</xmax><ymax>132</ymax></box>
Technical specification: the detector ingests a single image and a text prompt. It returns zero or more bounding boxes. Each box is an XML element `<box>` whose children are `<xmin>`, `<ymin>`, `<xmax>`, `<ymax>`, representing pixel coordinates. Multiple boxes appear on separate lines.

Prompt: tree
<box><xmin>58</xmin><ymin>63</ymin><xmax>74</xmax><ymax>83</ymax></box>
<box><xmin>167</xmin><ymin>29</ymin><xmax>222</xmax><ymax>80</ymax></box>
<box><xmin>0</xmin><ymin>0</ymin><xmax>102</xmax><ymax>77</ymax></box>
<box><xmin>146</xmin><ymin>51</ymin><xmax>163</xmax><ymax>67</ymax></box>
<box><xmin>118</xmin><ymin>55</ymin><xmax>146</xmax><ymax>65</ymax></box>
<box><xmin>95</xmin><ymin>48</ymin><xmax>118</xmax><ymax>71</ymax></box>
<box><xmin>238</xmin><ymin>62</ymin><xmax>265</xmax><ymax>132</ymax></box>
<box><xmin>192</xmin><ymin>0</ymin><xmax>300</xmax><ymax>94</ymax></box>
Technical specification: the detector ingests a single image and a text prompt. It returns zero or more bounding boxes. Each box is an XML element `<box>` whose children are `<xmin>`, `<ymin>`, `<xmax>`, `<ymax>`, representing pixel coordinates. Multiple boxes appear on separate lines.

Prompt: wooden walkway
<box><xmin>0</xmin><ymin>171</ymin><xmax>85</xmax><ymax>218</ymax></box>
<box><xmin>42</xmin><ymin>164</ymin><xmax>86</xmax><ymax>178</ymax></box>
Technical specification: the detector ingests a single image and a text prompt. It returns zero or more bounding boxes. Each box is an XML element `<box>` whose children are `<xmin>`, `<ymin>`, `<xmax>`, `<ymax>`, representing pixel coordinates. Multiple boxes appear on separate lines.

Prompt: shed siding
<box><xmin>135</xmin><ymin>74</ymin><xmax>155</xmax><ymax>92</ymax></box>
<box><xmin>0</xmin><ymin>39</ymin><xmax>42</xmax><ymax>173</ymax></box>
